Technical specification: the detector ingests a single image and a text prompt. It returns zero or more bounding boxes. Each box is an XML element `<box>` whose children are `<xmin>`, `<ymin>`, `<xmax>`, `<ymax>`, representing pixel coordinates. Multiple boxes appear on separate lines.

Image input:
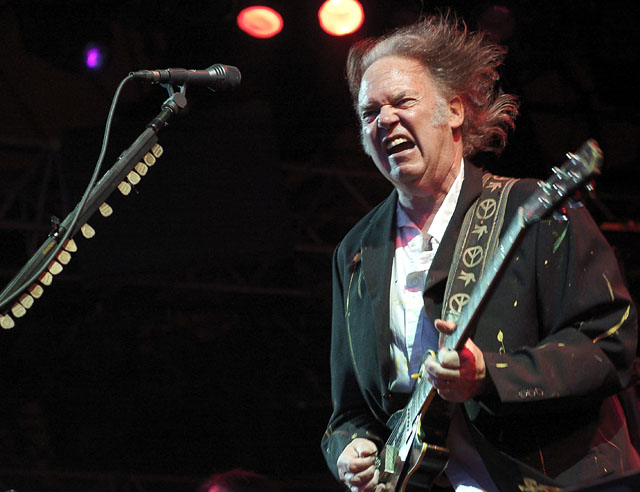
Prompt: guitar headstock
<box><xmin>523</xmin><ymin>139</ymin><xmax>602</xmax><ymax>225</ymax></box>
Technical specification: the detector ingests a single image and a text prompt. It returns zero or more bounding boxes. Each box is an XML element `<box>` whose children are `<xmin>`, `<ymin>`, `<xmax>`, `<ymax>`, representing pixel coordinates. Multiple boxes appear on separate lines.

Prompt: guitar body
<box><xmin>382</xmin><ymin>400</ymin><xmax>451</xmax><ymax>491</ymax></box>
<box><xmin>396</xmin><ymin>426</ymin><xmax>449</xmax><ymax>492</ymax></box>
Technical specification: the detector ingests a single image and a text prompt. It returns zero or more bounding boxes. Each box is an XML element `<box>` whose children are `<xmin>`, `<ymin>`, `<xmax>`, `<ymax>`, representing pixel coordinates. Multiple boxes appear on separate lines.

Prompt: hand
<box><xmin>423</xmin><ymin>319</ymin><xmax>487</xmax><ymax>402</ymax></box>
<box><xmin>337</xmin><ymin>438</ymin><xmax>390</xmax><ymax>491</ymax></box>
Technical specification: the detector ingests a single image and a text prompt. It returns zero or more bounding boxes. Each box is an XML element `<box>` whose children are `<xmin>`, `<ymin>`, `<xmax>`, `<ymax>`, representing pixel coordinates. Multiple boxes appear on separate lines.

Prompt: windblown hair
<box><xmin>346</xmin><ymin>13</ymin><xmax>519</xmax><ymax>157</ymax></box>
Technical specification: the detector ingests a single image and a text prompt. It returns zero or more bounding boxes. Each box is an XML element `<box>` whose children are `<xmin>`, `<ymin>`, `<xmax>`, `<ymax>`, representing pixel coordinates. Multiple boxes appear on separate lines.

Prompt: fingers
<box><xmin>337</xmin><ymin>438</ymin><xmax>381</xmax><ymax>491</ymax></box>
<box><xmin>343</xmin><ymin>466</ymin><xmax>378</xmax><ymax>491</ymax></box>
<box><xmin>422</xmin><ymin>335</ymin><xmax>487</xmax><ymax>402</ymax></box>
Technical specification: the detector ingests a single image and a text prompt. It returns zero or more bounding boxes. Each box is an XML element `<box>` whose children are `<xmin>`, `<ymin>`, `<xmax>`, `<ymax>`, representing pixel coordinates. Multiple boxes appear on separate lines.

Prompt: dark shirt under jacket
<box><xmin>322</xmin><ymin>162</ymin><xmax>639</xmax><ymax>489</ymax></box>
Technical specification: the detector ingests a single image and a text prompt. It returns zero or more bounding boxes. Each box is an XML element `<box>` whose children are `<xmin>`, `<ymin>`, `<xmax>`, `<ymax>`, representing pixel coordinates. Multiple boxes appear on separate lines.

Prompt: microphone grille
<box><xmin>208</xmin><ymin>64</ymin><xmax>242</xmax><ymax>89</ymax></box>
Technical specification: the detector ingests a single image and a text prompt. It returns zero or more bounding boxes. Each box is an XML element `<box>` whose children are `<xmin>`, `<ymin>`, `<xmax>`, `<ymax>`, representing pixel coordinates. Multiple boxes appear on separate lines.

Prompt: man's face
<box><xmin>357</xmin><ymin>56</ymin><xmax>462</xmax><ymax>200</ymax></box>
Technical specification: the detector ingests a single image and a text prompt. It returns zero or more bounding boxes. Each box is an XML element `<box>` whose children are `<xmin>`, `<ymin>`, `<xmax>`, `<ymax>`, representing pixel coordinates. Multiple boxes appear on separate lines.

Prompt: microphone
<box><xmin>130</xmin><ymin>64</ymin><xmax>241</xmax><ymax>90</ymax></box>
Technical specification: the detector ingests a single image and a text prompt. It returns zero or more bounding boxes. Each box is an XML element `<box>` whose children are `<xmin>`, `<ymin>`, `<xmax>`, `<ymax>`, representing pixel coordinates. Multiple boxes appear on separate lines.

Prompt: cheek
<box><xmin>361</xmin><ymin>126</ymin><xmax>375</xmax><ymax>156</ymax></box>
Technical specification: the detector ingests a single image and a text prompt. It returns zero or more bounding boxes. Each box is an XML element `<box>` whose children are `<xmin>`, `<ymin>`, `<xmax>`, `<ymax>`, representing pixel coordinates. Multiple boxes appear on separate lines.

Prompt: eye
<box><xmin>396</xmin><ymin>97</ymin><xmax>415</xmax><ymax>108</ymax></box>
<box><xmin>360</xmin><ymin>108</ymin><xmax>378</xmax><ymax>124</ymax></box>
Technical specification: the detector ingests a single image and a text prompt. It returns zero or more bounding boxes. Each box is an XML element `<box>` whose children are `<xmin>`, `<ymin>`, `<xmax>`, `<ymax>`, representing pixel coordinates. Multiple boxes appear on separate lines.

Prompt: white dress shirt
<box><xmin>388</xmin><ymin>161</ymin><xmax>498</xmax><ymax>491</ymax></box>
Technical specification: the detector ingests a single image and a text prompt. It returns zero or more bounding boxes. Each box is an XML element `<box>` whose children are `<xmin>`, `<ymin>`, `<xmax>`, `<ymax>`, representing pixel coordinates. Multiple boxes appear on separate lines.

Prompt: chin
<box><xmin>391</xmin><ymin>161</ymin><xmax>424</xmax><ymax>179</ymax></box>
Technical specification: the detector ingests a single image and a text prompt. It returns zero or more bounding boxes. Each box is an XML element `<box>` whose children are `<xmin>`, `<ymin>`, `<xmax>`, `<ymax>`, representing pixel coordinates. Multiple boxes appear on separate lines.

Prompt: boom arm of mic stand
<box><xmin>0</xmin><ymin>92</ymin><xmax>187</xmax><ymax>318</ymax></box>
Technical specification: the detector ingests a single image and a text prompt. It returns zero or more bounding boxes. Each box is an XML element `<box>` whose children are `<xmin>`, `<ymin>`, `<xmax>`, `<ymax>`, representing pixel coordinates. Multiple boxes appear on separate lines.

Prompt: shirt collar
<box><xmin>396</xmin><ymin>159</ymin><xmax>465</xmax><ymax>245</ymax></box>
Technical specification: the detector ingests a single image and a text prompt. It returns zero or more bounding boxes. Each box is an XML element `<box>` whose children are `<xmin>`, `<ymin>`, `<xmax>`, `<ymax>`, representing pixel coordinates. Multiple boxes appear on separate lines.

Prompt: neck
<box><xmin>398</xmin><ymin>193</ymin><xmax>442</xmax><ymax>233</ymax></box>
<box><xmin>398</xmin><ymin>159</ymin><xmax>462</xmax><ymax>232</ymax></box>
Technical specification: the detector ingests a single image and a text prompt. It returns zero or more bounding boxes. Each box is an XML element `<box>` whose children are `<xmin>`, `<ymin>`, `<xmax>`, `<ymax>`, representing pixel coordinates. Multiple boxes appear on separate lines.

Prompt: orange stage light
<box><xmin>237</xmin><ymin>6</ymin><xmax>284</xmax><ymax>39</ymax></box>
<box><xmin>318</xmin><ymin>0</ymin><xmax>364</xmax><ymax>36</ymax></box>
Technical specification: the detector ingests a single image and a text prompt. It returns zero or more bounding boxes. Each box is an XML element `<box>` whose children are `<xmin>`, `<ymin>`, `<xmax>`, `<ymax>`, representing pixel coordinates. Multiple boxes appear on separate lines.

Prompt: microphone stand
<box><xmin>0</xmin><ymin>83</ymin><xmax>190</xmax><ymax>327</ymax></box>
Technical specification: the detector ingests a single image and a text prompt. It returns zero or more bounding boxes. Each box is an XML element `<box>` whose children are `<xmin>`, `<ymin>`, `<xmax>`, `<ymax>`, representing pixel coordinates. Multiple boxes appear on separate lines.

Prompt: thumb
<box><xmin>353</xmin><ymin>438</ymin><xmax>378</xmax><ymax>457</ymax></box>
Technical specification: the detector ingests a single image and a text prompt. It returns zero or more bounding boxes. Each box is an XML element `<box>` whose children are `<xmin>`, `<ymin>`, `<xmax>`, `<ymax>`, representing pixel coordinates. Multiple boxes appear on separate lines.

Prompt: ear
<box><xmin>448</xmin><ymin>95</ymin><xmax>464</xmax><ymax>130</ymax></box>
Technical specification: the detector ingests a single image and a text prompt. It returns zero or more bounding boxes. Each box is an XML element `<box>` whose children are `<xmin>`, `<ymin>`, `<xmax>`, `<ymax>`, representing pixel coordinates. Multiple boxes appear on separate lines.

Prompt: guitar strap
<box><xmin>441</xmin><ymin>172</ymin><xmax>517</xmax><ymax>324</ymax></box>
<box><xmin>440</xmin><ymin>173</ymin><xmax>565</xmax><ymax>491</ymax></box>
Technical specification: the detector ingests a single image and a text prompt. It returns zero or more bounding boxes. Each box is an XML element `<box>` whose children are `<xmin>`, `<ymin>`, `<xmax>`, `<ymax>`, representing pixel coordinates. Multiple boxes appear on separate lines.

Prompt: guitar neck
<box><xmin>385</xmin><ymin>209</ymin><xmax>527</xmax><ymax>437</ymax></box>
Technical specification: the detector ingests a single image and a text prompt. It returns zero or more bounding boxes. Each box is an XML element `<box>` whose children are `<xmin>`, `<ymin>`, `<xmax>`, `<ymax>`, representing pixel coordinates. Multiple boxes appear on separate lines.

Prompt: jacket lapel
<box><xmin>360</xmin><ymin>191</ymin><xmax>397</xmax><ymax>390</ymax></box>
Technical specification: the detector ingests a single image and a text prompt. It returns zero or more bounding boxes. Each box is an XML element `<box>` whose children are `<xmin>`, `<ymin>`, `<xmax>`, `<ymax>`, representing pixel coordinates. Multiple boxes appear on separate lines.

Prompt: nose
<box><xmin>377</xmin><ymin>105</ymin><xmax>398</xmax><ymax>129</ymax></box>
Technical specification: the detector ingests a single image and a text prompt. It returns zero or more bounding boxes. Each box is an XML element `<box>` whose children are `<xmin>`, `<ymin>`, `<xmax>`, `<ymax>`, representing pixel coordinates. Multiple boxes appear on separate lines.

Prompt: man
<box><xmin>321</xmin><ymin>14</ymin><xmax>639</xmax><ymax>492</ymax></box>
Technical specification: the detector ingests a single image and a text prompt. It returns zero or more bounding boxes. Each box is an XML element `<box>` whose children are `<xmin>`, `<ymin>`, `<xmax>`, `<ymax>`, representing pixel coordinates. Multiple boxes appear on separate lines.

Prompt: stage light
<box><xmin>318</xmin><ymin>0</ymin><xmax>364</xmax><ymax>36</ymax></box>
<box><xmin>237</xmin><ymin>6</ymin><xmax>284</xmax><ymax>39</ymax></box>
<box><xmin>82</xmin><ymin>43</ymin><xmax>107</xmax><ymax>71</ymax></box>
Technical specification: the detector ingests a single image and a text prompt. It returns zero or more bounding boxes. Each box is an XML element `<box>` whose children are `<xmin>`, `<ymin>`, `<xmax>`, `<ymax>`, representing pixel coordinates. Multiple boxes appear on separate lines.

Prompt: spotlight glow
<box><xmin>83</xmin><ymin>43</ymin><xmax>105</xmax><ymax>70</ymax></box>
<box><xmin>237</xmin><ymin>6</ymin><xmax>284</xmax><ymax>39</ymax></box>
<box><xmin>318</xmin><ymin>0</ymin><xmax>364</xmax><ymax>36</ymax></box>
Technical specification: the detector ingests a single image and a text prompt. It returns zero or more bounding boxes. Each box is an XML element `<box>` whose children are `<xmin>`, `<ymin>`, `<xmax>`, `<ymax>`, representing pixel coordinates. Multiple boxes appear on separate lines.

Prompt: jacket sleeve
<box><xmin>321</xmin><ymin>244</ymin><xmax>387</xmax><ymax>481</ymax></box>
<box><xmin>480</xmin><ymin>198</ymin><xmax>637</xmax><ymax>415</ymax></box>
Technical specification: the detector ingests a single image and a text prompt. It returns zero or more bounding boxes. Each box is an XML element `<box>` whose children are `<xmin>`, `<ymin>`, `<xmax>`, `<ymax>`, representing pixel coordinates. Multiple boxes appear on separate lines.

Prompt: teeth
<box><xmin>386</xmin><ymin>137</ymin><xmax>409</xmax><ymax>150</ymax></box>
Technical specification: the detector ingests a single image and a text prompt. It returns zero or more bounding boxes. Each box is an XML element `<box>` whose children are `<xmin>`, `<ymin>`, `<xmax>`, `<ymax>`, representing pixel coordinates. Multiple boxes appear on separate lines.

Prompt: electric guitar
<box><xmin>377</xmin><ymin>139</ymin><xmax>603</xmax><ymax>491</ymax></box>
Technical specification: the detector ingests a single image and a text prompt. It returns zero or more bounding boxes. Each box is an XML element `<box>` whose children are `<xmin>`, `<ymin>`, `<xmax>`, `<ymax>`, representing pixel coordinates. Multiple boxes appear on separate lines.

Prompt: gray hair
<box><xmin>347</xmin><ymin>13</ymin><xmax>519</xmax><ymax>157</ymax></box>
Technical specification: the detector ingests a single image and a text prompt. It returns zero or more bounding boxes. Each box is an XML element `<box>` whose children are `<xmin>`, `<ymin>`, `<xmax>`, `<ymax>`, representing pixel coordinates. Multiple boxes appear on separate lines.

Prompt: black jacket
<box><xmin>322</xmin><ymin>162</ymin><xmax>639</xmax><ymax>490</ymax></box>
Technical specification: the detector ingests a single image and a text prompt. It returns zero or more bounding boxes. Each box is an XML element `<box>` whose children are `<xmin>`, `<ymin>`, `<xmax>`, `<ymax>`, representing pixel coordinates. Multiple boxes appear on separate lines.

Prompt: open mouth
<box><xmin>385</xmin><ymin>137</ymin><xmax>415</xmax><ymax>156</ymax></box>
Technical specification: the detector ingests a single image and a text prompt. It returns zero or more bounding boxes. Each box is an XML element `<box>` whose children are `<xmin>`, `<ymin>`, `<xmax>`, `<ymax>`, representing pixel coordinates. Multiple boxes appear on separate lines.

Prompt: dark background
<box><xmin>1</xmin><ymin>1</ymin><xmax>639</xmax><ymax>491</ymax></box>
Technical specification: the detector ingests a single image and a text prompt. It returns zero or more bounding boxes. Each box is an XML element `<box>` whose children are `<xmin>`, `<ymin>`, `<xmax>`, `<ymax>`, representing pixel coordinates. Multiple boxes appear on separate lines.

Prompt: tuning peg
<box><xmin>64</xmin><ymin>239</ymin><xmax>78</xmax><ymax>252</ymax></box>
<box><xmin>118</xmin><ymin>181</ymin><xmax>132</xmax><ymax>196</ymax></box>
<box><xmin>536</xmin><ymin>181</ymin><xmax>552</xmax><ymax>193</ymax></box>
<box><xmin>99</xmin><ymin>202</ymin><xmax>113</xmax><ymax>217</ymax></box>
<box><xmin>536</xmin><ymin>194</ymin><xmax>552</xmax><ymax>207</ymax></box>
<box><xmin>81</xmin><ymin>223</ymin><xmax>95</xmax><ymax>239</ymax></box>
<box><xmin>551</xmin><ymin>166</ymin><xmax>569</xmax><ymax>179</ymax></box>
<box><xmin>127</xmin><ymin>170</ymin><xmax>141</xmax><ymax>185</ymax></box>
<box><xmin>0</xmin><ymin>314</ymin><xmax>15</xmax><ymax>329</ymax></box>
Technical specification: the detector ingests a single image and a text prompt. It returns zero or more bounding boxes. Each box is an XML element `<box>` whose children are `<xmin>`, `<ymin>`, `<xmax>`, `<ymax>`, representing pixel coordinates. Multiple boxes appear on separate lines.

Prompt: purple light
<box><xmin>84</xmin><ymin>44</ymin><xmax>104</xmax><ymax>70</ymax></box>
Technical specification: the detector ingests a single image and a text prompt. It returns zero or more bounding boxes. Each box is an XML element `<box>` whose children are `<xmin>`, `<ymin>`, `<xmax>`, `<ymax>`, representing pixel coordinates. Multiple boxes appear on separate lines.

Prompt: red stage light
<box><xmin>318</xmin><ymin>0</ymin><xmax>364</xmax><ymax>36</ymax></box>
<box><xmin>237</xmin><ymin>6</ymin><xmax>284</xmax><ymax>39</ymax></box>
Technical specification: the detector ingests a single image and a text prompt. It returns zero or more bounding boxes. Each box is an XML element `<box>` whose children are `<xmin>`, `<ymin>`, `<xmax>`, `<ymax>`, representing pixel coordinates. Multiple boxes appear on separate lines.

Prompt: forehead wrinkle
<box><xmin>358</xmin><ymin>65</ymin><xmax>429</xmax><ymax>110</ymax></box>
